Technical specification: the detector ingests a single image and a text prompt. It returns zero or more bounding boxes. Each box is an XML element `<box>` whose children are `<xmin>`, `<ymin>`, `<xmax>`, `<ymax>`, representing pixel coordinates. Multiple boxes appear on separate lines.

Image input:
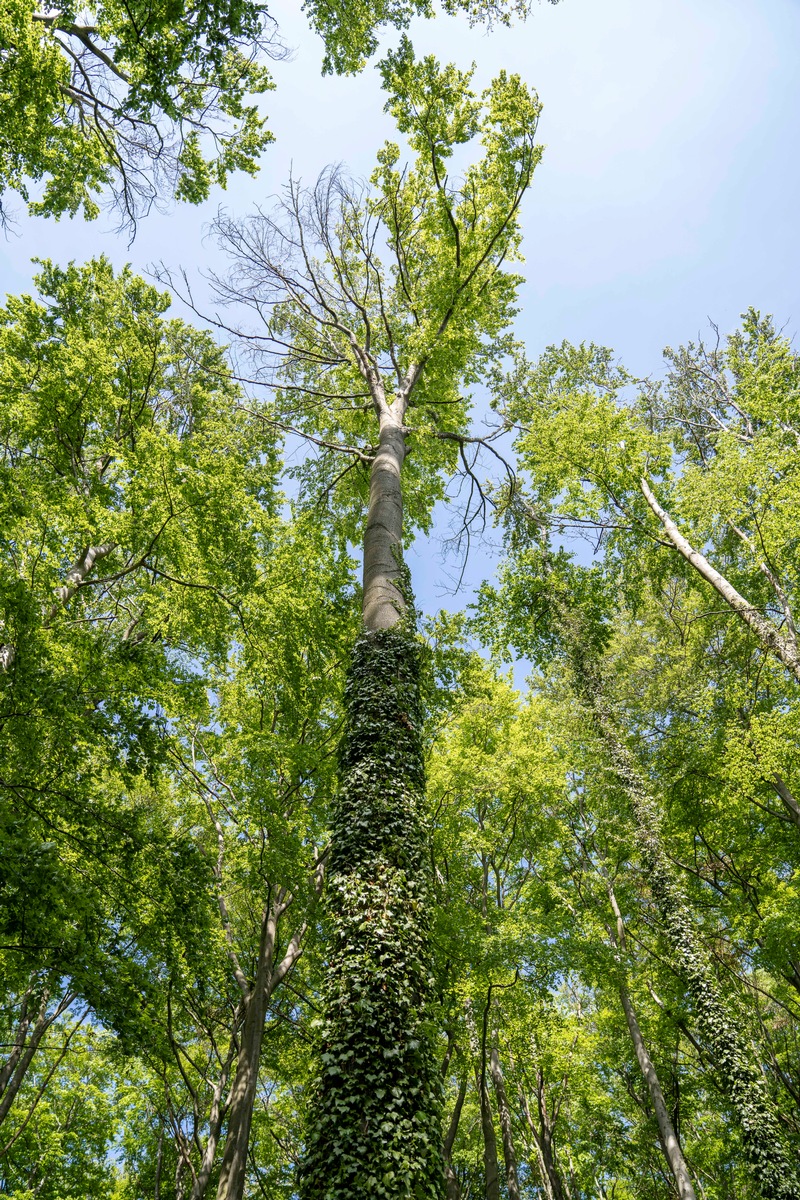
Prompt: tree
<box><xmin>0</xmin><ymin>254</ymin><xmax>278</xmax><ymax>1135</ymax></box>
<box><xmin>476</xmin><ymin>498</ymin><xmax>800</xmax><ymax>1198</ymax></box>
<box><xmin>491</xmin><ymin>315</ymin><xmax>800</xmax><ymax>698</ymax></box>
<box><xmin>196</xmin><ymin>38</ymin><xmax>541</xmax><ymax>1199</ymax></box>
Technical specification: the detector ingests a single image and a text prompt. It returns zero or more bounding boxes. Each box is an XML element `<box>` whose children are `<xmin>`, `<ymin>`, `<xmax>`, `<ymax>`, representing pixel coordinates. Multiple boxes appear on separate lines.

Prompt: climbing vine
<box><xmin>299</xmin><ymin>622</ymin><xmax>444</xmax><ymax>1200</ymax></box>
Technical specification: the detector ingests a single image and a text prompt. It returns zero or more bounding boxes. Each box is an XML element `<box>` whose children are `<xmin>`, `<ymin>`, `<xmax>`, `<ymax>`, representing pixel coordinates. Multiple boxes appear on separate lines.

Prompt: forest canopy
<box><xmin>1</xmin><ymin>2</ymin><xmax>798</xmax><ymax>1200</ymax></box>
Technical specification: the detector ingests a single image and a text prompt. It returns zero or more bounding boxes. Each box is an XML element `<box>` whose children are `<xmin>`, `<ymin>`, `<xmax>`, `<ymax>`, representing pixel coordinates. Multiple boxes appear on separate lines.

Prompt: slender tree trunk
<box><xmin>771</xmin><ymin>774</ymin><xmax>800</xmax><ymax>831</ymax></box>
<box><xmin>0</xmin><ymin>985</ymin><xmax>73</xmax><ymax>1126</ymax></box>
<box><xmin>518</xmin><ymin>1077</ymin><xmax>567</xmax><ymax>1200</ymax></box>
<box><xmin>489</xmin><ymin>1044</ymin><xmax>522</xmax><ymax>1200</ymax></box>
<box><xmin>536</xmin><ymin>1084</ymin><xmax>567</xmax><ymax>1200</ymax></box>
<box><xmin>617</xmin><ymin>984</ymin><xmax>697</xmax><ymax>1200</ymax></box>
<box><xmin>476</xmin><ymin>1064</ymin><xmax>501</xmax><ymax>1200</ymax></box>
<box><xmin>300</xmin><ymin>376</ymin><xmax>441</xmax><ymax>1198</ymax></box>
<box><xmin>154</xmin><ymin>1126</ymin><xmax>164</xmax><ymax>1200</ymax></box>
<box><xmin>443</xmin><ymin>1076</ymin><xmax>467</xmax><ymax>1200</ymax></box>
<box><xmin>604</xmin><ymin>883</ymin><xmax>697</xmax><ymax>1200</ymax></box>
<box><xmin>215</xmin><ymin>908</ymin><xmax>277</xmax><ymax>1200</ymax></box>
<box><xmin>189</xmin><ymin>1005</ymin><xmax>244</xmax><ymax>1200</ymax></box>
<box><xmin>573</xmin><ymin>652</ymin><xmax>800</xmax><ymax>1200</ymax></box>
<box><xmin>639</xmin><ymin>477</ymin><xmax>800</xmax><ymax>684</ymax></box>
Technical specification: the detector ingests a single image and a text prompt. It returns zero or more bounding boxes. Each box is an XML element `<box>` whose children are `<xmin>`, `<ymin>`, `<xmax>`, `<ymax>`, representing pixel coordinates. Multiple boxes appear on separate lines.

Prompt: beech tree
<box><xmin>197</xmin><ymin>39</ymin><xmax>541</xmax><ymax>1199</ymax></box>
<box><xmin>474</xmin><ymin>450</ymin><xmax>800</xmax><ymax>1194</ymax></box>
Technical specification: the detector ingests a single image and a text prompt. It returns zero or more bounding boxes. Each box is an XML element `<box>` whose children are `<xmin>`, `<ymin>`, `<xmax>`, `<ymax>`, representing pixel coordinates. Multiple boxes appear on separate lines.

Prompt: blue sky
<box><xmin>1</xmin><ymin>0</ymin><xmax>798</xmax><ymax>615</ymax></box>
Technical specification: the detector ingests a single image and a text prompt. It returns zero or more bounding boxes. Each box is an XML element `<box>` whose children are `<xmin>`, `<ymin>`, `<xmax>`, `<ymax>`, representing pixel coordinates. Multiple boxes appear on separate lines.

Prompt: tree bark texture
<box><xmin>298</xmin><ymin>628</ymin><xmax>443</xmax><ymax>1200</ymax></box>
<box><xmin>212</xmin><ymin>900</ymin><xmax>305</xmax><ymax>1200</ymax></box>
<box><xmin>362</xmin><ymin>415</ymin><xmax>407</xmax><ymax>631</ymax></box>
<box><xmin>519</xmin><ymin>1075</ymin><xmax>567</xmax><ymax>1200</ymax></box>
<box><xmin>575</xmin><ymin>657</ymin><xmax>800</xmax><ymax>1200</ymax></box>
<box><xmin>0</xmin><ymin>984</ymin><xmax>73</xmax><ymax>1127</ymax></box>
<box><xmin>604</xmin><ymin>883</ymin><xmax>697</xmax><ymax>1199</ymax></box>
<box><xmin>476</xmin><ymin>1064</ymin><xmax>501</xmax><ymax>1200</ymax></box>
<box><xmin>214</xmin><ymin>911</ymin><xmax>274</xmax><ymax>1200</ymax></box>
<box><xmin>443</xmin><ymin>1075</ymin><xmax>467</xmax><ymax>1200</ymax></box>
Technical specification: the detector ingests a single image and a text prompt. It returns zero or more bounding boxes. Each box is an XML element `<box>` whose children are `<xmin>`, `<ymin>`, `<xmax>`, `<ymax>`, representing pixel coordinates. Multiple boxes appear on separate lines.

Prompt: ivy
<box><xmin>299</xmin><ymin>623</ymin><xmax>444</xmax><ymax>1200</ymax></box>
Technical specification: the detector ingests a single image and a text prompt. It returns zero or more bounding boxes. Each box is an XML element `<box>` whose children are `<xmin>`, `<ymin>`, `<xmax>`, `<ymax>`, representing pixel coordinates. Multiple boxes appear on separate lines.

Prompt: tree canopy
<box><xmin>2</xmin><ymin>2</ymin><xmax>799</xmax><ymax>1199</ymax></box>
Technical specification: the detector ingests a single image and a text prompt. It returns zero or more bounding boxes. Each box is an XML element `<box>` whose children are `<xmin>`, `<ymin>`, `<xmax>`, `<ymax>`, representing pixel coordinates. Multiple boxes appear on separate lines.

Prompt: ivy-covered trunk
<box><xmin>298</xmin><ymin>624</ymin><xmax>444</xmax><ymax>1200</ymax></box>
<box><xmin>574</xmin><ymin>655</ymin><xmax>800</xmax><ymax>1200</ymax></box>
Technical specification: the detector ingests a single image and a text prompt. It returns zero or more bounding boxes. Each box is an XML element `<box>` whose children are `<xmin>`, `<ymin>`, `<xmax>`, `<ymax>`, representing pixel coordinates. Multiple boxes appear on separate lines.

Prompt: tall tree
<box><xmin>202</xmin><ymin>39</ymin><xmax>542</xmax><ymax>1198</ymax></box>
<box><xmin>477</xmin><ymin>507</ymin><xmax>800</xmax><ymax>1199</ymax></box>
<box><xmin>0</xmin><ymin>255</ymin><xmax>276</xmax><ymax>1136</ymax></box>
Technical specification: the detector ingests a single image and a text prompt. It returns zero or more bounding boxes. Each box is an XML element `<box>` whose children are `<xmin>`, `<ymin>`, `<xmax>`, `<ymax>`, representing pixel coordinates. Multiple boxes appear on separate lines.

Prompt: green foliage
<box><xmin>305</xmin><ymin>0</ymin><xmax>552</xmax><ymax>76</ymax></box>
<box><xmin>0</xmin><ymin>0</ymin><xmax>275</xmax><ymax>228</ymax></box>
<box><xmin>214</xmin><ymin>43</ymin><xmax>541</xmax><ymax>540</ymax></box>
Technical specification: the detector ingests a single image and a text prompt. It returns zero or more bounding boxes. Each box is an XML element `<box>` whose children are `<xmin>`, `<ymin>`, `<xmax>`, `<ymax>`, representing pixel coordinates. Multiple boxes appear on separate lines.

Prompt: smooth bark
<box><xmin>0</xmin><ymin>985</ymin><xmax>74</xmax><ymax>1127</ymax></box>
<box><xmin>639</xmin><ymin>477</ymin><xmax>800</xmax><ymax>685</ymax></box>
<box><xmin>363</xmin><ymin>411</ymin><xmax>407</xmax><ymax>630</ymax></box>
<box><xmin>605</xmin><ymin>883</ymin><xmax>697</xmax><ymax>1199</ymax></box>
<box><xmin>772</xmin><ymin>773</ymin><xmax>800</xmax><ymax>831</ymax></box>
<box><xmin>618</xmin><ymin>985</ymin><xmax>697</xmax><ymax>1200</ymax></box>
<box><xmin>443</xmin><ymin>1075</ymin><xmax>467</xmax><ymax>1200</ymax></box>
<box><xmin>578</xmin><ymin>658</ymin><xmax>800</xmax><ymax>1200</ymax></box>
<box><xmin>476</xmin><ymin>1064</ymin><xmax>501</xmax><ymax>1200</ymax></box>
<box><xmin>215</xmin><ymin>895</ymin><xmax>305</xmax><ymax>1200</ymax></box>
<box><xmin>519</xmin><ymin>1075</ymin><xmax>567</xmax><ymax>1200</ymax></box>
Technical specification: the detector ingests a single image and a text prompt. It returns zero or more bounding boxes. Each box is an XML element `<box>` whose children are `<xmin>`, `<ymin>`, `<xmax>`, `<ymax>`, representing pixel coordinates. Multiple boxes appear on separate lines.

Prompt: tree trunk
<box><xmin>639</xmin><ymin>477</ymin><xmax>800</xmax><ymax>685</ymax></box>
<box><xmin>362</xmin><ymin>412</ymin><xmax>407</xmax><ymax>632</ymax></box>
<box><xmin>604</xmin><ymin>882</ymin><xmax>697</xmax><ymax>1200</ymax></box>
<box><xmin>298</xmin><ymin>623</ymin><xmax>443</xmax><ymax>1200</ymax></box>
<box><xmin>0</xmin><ymin>984</ymin><xmax>73</xmax><ymax>1127</ymax></box>
<box><xmin>617</xmin><ymin>983</ymin><xmax>697</xmax><ymax>1200</ymax></box>
<box><xmin>443</xmin><ymin>1075</ymin><xmax>467</xmax><ymax>1200</ymax></box>
<box><xmin>189</xmin><ymin>1005</ymin><xmax>244</xmax><ymax>1200</ymax></box>
<box><xmin>489</xmin><ymin>1045</ymin><xmax>521</xmax><ymax>1200</ymax></box>
<box><xmin>214</xmin><ymin>908</ymin><xmax>276</xmax><ymax>1200</ymax></box>
<box><xmin>476</xmin><ymin>1064</ymin><xmax>501</xmax><ymax>1200</ymax></box>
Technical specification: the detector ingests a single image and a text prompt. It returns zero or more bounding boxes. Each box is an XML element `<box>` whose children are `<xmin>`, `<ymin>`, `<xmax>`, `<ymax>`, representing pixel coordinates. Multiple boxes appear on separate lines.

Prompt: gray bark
<box><xmin>489</xmin><ymin>1045</ymin><xmax>521</xmax><ymax>1200</ymax></box>
<box><xmin>47</xmin><ymin>541</ymin><xmax>118</xmax><ymax>621</ymax></box>
<box><xmin>519</xmin><ymin>1076</ymin><xmax>566</xmax><ymax>1200</ymax></box>
<box><xmin>618</xmin><ymin>985</ymin><xmax>697</xmax><ymax>1200</ymax></box>
<box><xmin>363</xmin><ymin>411</ymin><xmax>407</xmax><ymax>631</ymax></box>
<box><xmin>214</xmin><ymin>899</ymin><xmax>305</xmax><ymax>1200</ymax></box>
<box><xmin>605</xmin><ymin>885</ymin><xmax>697</xmax><ymax>1199</ymax></box>
<box><xmin>0</xmin><ymin>985</ymin><xmax>74</xmax><ymax>1127</ymax></box>
<box><xmin>443</xmin><ymin>1075</ymin><xmax>467</xmax><ymax>1200</ymax></box>
<box><xmin>214</xmin><ymin>908</ymin><xmax>276</xmax><ymax>1200</ymax></box>
<box><xmin>581</xmin><ymin>666</ymin><xmax>800</xmax><ymax>1199</ymax></box>
<box><xmin>639</xmin><ymin>477</ymin><xmax>800</xmax><ymax>685</ymax></box>
<box><xmin>772</xmin><ymin>774</ymin><xmax>800</xmax><ymax>831</ymax></box>
<box><xmin>189</xmin><ymin>1006</ymin><xmax>244</xmax><ymax>1200</ymax></box>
